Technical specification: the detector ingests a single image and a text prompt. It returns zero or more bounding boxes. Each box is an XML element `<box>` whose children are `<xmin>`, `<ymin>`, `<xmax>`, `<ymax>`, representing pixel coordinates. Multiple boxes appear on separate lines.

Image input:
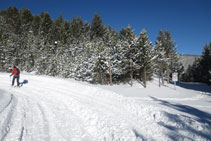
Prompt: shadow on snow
<box><xmin>150</xmin><ymin>96</ymin><xmax>211</xmax><ymax>140</ymax></box>
<box><xmin>132</xmin><ymin>129</ymin><xmax>146</xmax><ymax>141</ymax></box>
<box><xmin>19</xmin><ymin>80</ymin><xmax>28</xmax><ymax>87</ymax></box>
<box><xmin>172</xmin><ymin>81</ymin><xmax>211</xmax><ymax>96</ymax></box>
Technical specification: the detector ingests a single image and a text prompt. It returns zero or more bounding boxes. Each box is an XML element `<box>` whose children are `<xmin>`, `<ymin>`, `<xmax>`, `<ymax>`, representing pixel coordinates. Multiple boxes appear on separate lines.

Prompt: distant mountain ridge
<box><xmin>179</xmin><ymin>54</ymin><xmax>200</xmax><ymax>71</ymax></box>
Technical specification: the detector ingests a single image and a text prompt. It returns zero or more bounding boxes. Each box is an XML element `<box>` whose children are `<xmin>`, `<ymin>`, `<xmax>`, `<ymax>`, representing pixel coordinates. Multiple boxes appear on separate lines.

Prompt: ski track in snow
<box><xmin>0</xmin><ymin>73</ymin><xmax>211</xmax><ymax>141</ymax></box>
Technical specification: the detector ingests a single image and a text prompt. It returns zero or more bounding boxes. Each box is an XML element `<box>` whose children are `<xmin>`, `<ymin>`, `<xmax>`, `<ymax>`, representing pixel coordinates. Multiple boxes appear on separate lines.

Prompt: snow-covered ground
<box><xmin>0</xmin><ymin>72</ymin><xmax>211</xmax><ymax>141</ymax></box>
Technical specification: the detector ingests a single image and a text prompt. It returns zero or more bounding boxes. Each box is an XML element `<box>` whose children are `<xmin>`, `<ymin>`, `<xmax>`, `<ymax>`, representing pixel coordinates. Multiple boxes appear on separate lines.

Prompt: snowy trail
<box><xmin>18</xmin><ymin>78</ymin><xmax>157</xmax><ymax>140</ymax></box>
<box><xmin>0</xmin><ymin>73</ymin><xmax>167</xmax><ymax>140</ymax></box>
<box><xmin>0</xmin><ymin>73</ymin><xmax>211</xmax><ymax>141</ymax></box>
<box><xmin>6</xmin><ymin>82</ymin><xmax>94</xmax><ymax>140</ymax></box>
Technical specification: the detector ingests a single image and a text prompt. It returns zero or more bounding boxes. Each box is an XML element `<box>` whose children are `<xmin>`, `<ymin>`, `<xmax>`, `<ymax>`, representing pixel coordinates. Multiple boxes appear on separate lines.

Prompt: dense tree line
<box><xmin>181</xmin><ymin>43</ymin><xmax>211</xmax><ymax>85</ymax></box>
<box><xmin>0</xmin><ymin>7</ymin><xmax>181</xmax><ymax>86</ymax></box>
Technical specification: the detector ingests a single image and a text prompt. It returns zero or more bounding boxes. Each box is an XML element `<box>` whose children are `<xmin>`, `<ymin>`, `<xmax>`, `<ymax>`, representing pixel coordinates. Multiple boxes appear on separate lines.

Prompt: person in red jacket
<box><xmin>10</xmin><ymin>66</ymin><xmax>20</xmax><ymax>86</ymax></box>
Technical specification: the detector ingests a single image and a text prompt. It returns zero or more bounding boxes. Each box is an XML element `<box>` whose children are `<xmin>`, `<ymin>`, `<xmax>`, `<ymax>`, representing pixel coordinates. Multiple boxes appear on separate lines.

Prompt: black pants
<box><xmin>12</xmin><ymin>76</ymin><xmax>20</xmax><ymax>86</ymax></box>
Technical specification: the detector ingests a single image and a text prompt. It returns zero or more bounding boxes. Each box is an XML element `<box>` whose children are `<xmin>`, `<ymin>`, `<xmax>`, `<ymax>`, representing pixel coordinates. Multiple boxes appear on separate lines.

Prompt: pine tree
<box><xmin>92</xmin><ymin>41</ymin><xmax>108</xmax><ymax>84</ymax></box>
<box><xmin>108</xmin><ymin>29</ymin><xmax>120</xmax><ymax>83</ymax></box>
<box><xmin>17</xmin><ymin>8</ymin><xmax>34</xmax><ymax>71</ymax></box>
<box><xmin>0</xmin><ymin>14</ymin><xmax>7</xmax><ymax>71</ymax></box>
<box><xmin>19</xmin><ymin>8</ymin><xmax>33</xmax><ymax>33</ymax></box>
<box><xmin>164</xmin><ymin>30</ymin><xmax>176</xmax><ymax>83</ymax></box>
<box><xmin>1</xmin><ymin>7</ymin><xmax>22</xmax><ymax>67</ymax></box>
<box><xmin>32</xmin><ymin>15</ymin><xmax>41</xmax><ymax>36</ymax></box>
<box><xmin>169</xmin><ymin>47</ymin><xmax>183</xmax><ymax>80</ymax></box>
<box><xmin>52</xmin><ymin>15</ymin><xmax>64</xmax><ymax>42</ymax></box>
<box><xmin>62</xmin><ymin>21</ymin><xmax>72</xmax><ymax>44</ymax></box>
<box><xmin>5</xmin><ymin>7</ymin><xmax>21</xmax><ymax>34</ymax></box>
<box><xmin>180</xmin><ymin>43</ymin><xmax>211</xmax><ymax>85</ymax></box>
<box><xmin>135</xmin><ymin>29</ymin><xmax>152</xmax><ymax>88</ymax></box>
<box><xmin>154</xmin><ymin>30</ymin><xmax>180</xmax><ymax>86</ymax></box>
<box><xmin>183</xmin><ymin>64</ymin><xmax>194</xmax><ymax>82</ymax></box>
<box><xmin>81</xmin><ymin>21</ymin><xmax>91</xmax><ymax>42</ymax></box>
<box><xmin>200</xmin><ymin>43</ymin><xmax>211</xmax><ymax>85</ymax></box>
<box><xmin>39</xmin><ymin>12</ymin><xmax>53</xmax><ymax>42</ymax></box>
<box><xmin>71</xmin><ymin>16</ymin><xmax>83</xmax><ymax>43</ymax></box>
<box><xmin>119</xmin><ymin>25</ymin><xmax>136</xmax><ymax>85</ymax></box>
<box><xmin>154</xmin><ymin>30</ymin><xmax>166</xmax><ymax>87</ymax></box>
<box><xmin>90</xmin><ymin>13</ymin><xmax>105</xmax><ymax>40</ymax></box>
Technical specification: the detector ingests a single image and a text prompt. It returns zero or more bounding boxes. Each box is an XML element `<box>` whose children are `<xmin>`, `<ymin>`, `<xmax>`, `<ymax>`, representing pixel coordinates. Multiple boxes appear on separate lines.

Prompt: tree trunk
<box><xmin>100</xmin><ymin>71</ymin><xmax>103</xmax><ymax>85</ymax></box>
<box><xmin>109</xmin><ymin>60</ymin><xmax>112</xmax><ymax>86</ymax></box>
<box><xmin>167</xmin><ymin>66</ymin><xmax>170</xmax><ymax>84</ymax></box>
<box><xmin>131</xmin><ymin>71</ymin><xmax>133</xmax><ymax>86</ymax></box>
<box><xmin>144</xmin><ymin>66</ymin><xmax>146</xmax><ymax>88</ymax></box>
<box><xmin>161</xmin><ymin>69</ymin><xmax>164</xmax><ymax>85</ymax></box>
<box><xmin>130</xmin><ymin>58</ymin><xmax>133</xmax><ymax>86</ymax></box>
<box><xmin>159</xmin><ymin>71</ymin><xmax>161</xmax><ymax>87</ymax></box>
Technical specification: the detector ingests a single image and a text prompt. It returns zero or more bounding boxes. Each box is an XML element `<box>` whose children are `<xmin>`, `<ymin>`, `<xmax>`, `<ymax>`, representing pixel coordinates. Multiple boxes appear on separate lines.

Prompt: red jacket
<box><xmin>10</xmin><ymin>68</ymin><xmax>19</xmax><ymax>76</ymax></box>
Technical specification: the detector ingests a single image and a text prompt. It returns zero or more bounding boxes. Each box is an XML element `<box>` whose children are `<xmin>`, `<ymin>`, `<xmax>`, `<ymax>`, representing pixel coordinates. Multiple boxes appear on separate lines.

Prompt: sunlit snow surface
<box><xmin>0</xmin><ymin>72</ymin><xmax>211</xmax><ymax>141</ymax></box>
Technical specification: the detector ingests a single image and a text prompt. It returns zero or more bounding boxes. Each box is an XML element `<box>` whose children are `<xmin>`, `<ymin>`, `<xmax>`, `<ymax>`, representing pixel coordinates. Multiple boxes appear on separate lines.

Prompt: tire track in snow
<box><xmin>0</xmin><ymin>94</ymin><xmax>13</xmax><ymax>114</ymax></box>
<box><xmin>36</xmin><ymin>103</ymin><xmax>51</xmax><ymax>140</ymax></box>
<box><xmin>16</xmin><ymin>86</ymin><xmax>94</xmax><ymax>140</ymax></box>
<box><xmin>24</xmin><ymin>86</ymin><xmax>96</xmax><ymax>140</ymax></box>
<box><xmin>1</xmin><ymin>90</ymin><xmax>52</xmax><ymax>141</ymax></box>
<box><xmin>0</xmin><ymin>94</ymin><xmax>16</xmax><ymax>141</ymax></box>
<box><xmin>19</xmin><ymin>94</ymin><xmax>50</xmax><ymax>141</ymax></box>
<box><xmin>12</xmin><ymin>90</ymin><xmax>61</xmax><ymax>141</ymax></box>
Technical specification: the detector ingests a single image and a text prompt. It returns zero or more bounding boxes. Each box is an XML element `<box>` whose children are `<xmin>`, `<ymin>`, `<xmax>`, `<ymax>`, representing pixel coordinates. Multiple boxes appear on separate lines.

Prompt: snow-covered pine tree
<box><xmin>36</xmin><ymin>12</ymin><xmax>54</xmax><ymax>75</ymax></box>
<box><xmin>119</xmin><ymin>25</ymin><xmax>136</xmax><ymax>85</ymax></box>
<box><xmin>31</xmin><ymin>15</ymin><xmax>41</xmax><ymax>36</ymax></box>
<box><xmin>163</xmin><ymin>30</ymin><xmax>176</xmax><ymax>83</ymax></box>
<box><xmin>19</xmin><ymin>8</ymin><xmax>33</xmax><ymax>33</ymax></box>
<box><xmin>39</xmin><ymin>12</ymin><xmax>53</xmax><ymax>43</ymax></box>
<box><xmin>154</xmin><ymin>30</ymin><xmax>166</xmax><ymax>87</ymax></box>
<box><xmin>0</xmin><ymin>14</ymin><xmax>7</xmax><ymax>71</ymax></box>
<box><xmin>72</xmin><ymin>22</ymin><xmax>92</xmax><ymax>81</ymax></box>
<box><xmin>19</xmin><ymin>29</ymin><xmax>36</xmax><ymax>72</ymax></box>
<box><xmin>87</xmin><ymin>13</ymin><xmax>108</xmax><ymax>84</ymax></box>
<box><xmin>35</xmin><ymin>37</ymin><xmax>49</xmax><ymax>75</ymax></box>
<box><xmin>135</xmin><ymin>29</ymin><xmax>152</xmax><ymax>88</ymax></box>
<box><xmin>81</xmin><ymin>21</ymin><xmax>91</xmax><ymax>42</ymax></box>
<box><xmin>18</xmin><ymin>8</ymin><xmax>34</xmax><ymax>71</ymax></box>
<box><xmin>5</xmin><ymin>7</ymin><xmax>21</xmax><ymax>35</ymax></box>
<box><xmin>70</xmin><ymin>16</ymin><xmax>84</xmax><ymax>44</ymax></box>
<box><xmin>169</xmin><ymin>47</ymin><xmax>184</xmax><ymax>80</ymax></box>
<box><xmin>102</xmin><ymin>26</ymin><xmax>119</xmax><ymax>85</ymax></box>
<box><xmin>62</xmin><ymin>21</ymin><xmax>72</xmax><ymax>44</ymax></box>
<box><xmin>92</xmin><ymin>40</ymin><xmax>108</xmax><ymax>84</ymax></box>
<box><xmin>90</xmin><ymin>13</ymin><xmax>105</xmax><ymax>41</ymax></box>
<box><xmin>108</xmin><ymin>30</ymin><xmax>122</xmax><ymax>84</ymax></box>
<box><xmin>51</xmin><ymin>15</ymin><xmax>64</xmax><ymax>43</ymax></box>
<box><xmin>0</xmin><ymin>7</ymin><xmax>22</xmax><ymax>69</ymax></box>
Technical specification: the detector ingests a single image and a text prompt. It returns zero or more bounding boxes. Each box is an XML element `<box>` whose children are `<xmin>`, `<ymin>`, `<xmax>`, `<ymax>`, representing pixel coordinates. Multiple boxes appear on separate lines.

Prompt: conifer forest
<box><xmin>0</xmin><ymin>7</ymin><xmax>210</xmax><ymax>86</ymax></box>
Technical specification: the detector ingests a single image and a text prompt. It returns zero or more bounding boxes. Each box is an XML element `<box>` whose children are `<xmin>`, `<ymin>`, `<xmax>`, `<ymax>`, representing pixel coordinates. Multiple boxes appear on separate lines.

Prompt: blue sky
<box><xmin>1</xmin><ymin>0</ymin><xmax>211</xmax><ymax>55</ymax></box>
